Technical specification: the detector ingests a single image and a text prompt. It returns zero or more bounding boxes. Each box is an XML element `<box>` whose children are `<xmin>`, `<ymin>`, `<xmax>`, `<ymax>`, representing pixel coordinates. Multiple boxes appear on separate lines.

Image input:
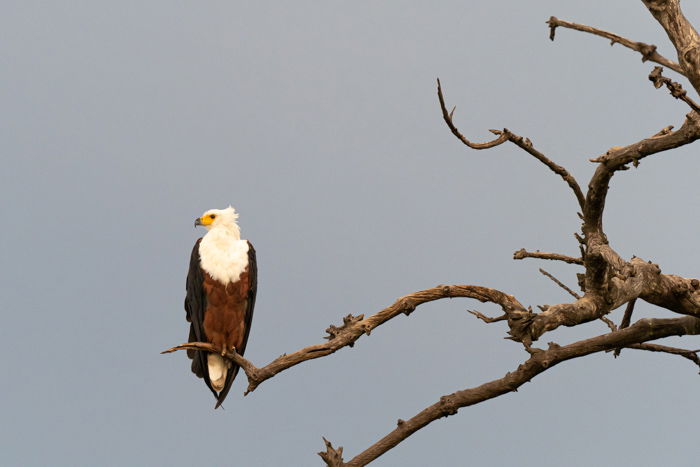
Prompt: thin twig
<box><xmin>513</xmin><ymin>248</ymin><xmax>583</xmax><ymax>265</ymax></box>
<box><xmin>625</xmin><ymin>342</ymin><xmax>700</xmax><ymax>371</ymax></box>
<box><xmin>649</xmin><ymin>66</ymin><xmax>700</xmax><ymax>113</ymax></box>
<box><xmin>495</xmin><ymin>130</ymin><xmax>586</xmax><ymax>209</ymax></box>
<box><xmin>599</xmin><ymin>316</ymin><xmax>617</xmax><ymax>332</ymax></box>
<box><xmin>619</xmin><ymin>299</ymin><xmax>637</xmax><ymax>330</ymax></box>
<box><xmin>539</xmin><ymin>268</ymin><xmax>581</xmax><ymax>299</ymax></box>
<box><xmin>547</xmin><ymin>16</ymin><xmax>684</xmax><ymax>75</ymax></box>
<box><xmin>614</xmin><ymin>299</ymin><xmax>637</xmax><ymax>357</ymax></box>
<box><xmin>467</xmin><ymin>309</ymin><xmax>507</xmax><ymax>323</ymax></box>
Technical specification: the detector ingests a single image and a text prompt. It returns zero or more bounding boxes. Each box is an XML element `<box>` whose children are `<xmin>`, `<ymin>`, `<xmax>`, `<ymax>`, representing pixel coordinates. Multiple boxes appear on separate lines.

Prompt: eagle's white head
<box><xmin>195</xmin><ymin>206</ymin><xmax>241</xmax><ymax>237</ymax></box>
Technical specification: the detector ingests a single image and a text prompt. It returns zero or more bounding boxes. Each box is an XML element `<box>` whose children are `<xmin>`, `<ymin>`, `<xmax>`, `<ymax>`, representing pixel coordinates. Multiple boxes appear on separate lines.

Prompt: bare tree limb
<box><xmin>547</xmin><ymin>16</ymin><xmax>684</xmax><ymax>74</ymax></box>
<box><xmin>513</xmin><ymin>248</ymin><xmax>583</xmax><ymax>265</ymax></box>
<box><xmin>163</xmin><ymin>284</ymin><xmax>527</xmax><ymax>394</ymax></box>
<box><xmin>340</xmin><ymin>316</ymin><xmax>700</xmax><ymax>466</ymax></box>
<box><xmin>437</xmin><ymin>79</ymin><xmax>586</xmax><ymax>209</ymax></box>
<box><xmin>539</xmin><ymin>268</ymin><xmax>581</xmax><ymax>299</ymax></box>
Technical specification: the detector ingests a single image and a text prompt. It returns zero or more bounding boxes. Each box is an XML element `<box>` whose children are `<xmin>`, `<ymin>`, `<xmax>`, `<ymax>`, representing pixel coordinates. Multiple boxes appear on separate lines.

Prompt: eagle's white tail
<box><xmin>207</xmin><ymin>353</ymin><xmax>228</xmax><ymax>392</ymax></box>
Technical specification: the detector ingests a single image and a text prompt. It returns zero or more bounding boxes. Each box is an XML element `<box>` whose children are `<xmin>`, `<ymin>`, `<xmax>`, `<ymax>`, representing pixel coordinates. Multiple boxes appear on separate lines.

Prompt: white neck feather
<box><xmin>199</xmin><ymin>225</ymin><xmax>249</xmax><ymax>284</ymax></box>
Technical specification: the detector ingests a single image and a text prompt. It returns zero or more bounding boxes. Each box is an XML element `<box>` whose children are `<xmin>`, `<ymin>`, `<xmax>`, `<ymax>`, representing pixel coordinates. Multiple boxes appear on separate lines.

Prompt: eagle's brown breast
<box><xmin>202</xmin><ymin>268</ymin><xmax>251</xmax><ymax>354</ymax></box>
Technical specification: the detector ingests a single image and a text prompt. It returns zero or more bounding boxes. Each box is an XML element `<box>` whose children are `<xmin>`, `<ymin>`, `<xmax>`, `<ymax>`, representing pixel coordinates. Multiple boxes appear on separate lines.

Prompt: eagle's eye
<box><xmin>210</xmin><ymin>214</ymin><xmax>216</xmax><ymax>219</ymax></box>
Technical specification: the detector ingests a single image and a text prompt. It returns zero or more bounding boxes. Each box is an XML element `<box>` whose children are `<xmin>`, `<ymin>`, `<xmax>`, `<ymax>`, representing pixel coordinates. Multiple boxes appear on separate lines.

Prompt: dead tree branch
<box><xmin>437</xmin><ymin>79</ymin><xmax>586</xmax><ymax>209</ymax></box>
<box><xmin>547</xmin><ymin>16</ymin><xmax>683</xmax><ymax>74</ymax></box>
<box><xmin>513</xmin><ymin>248</ymin><xmax>583</xmax><ymax>265</ymax></box>
<box><xmin>163</xmin><ymin>284</ymin><xmax>527</xmax><ymax>395</ymax></box>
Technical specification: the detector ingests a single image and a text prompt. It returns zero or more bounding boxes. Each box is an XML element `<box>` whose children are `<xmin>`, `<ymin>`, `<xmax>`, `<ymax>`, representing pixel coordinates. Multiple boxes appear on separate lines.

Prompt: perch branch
<box><xmin>547</xmin><ymin>16</ymin><xmax>683</xmax><ymax>74</ymax></box>
<box><xmin>163</xmin><ymin>284</ymin><xmax>526</xmax><ymax>395</ymax></box>
<box><xmin>437</xmin><ymin>79</ymin><xmax>585</xmax><ymax>209</ymax></box>
<box><xmin>513</xmin><ymin>248</ymin><xmax>583</xmax><ymax>265</ymax></box>
<box><xmin>339</xmin><ymin>316</ymin><xmax>700</xmax><ymax>466</ymax></box>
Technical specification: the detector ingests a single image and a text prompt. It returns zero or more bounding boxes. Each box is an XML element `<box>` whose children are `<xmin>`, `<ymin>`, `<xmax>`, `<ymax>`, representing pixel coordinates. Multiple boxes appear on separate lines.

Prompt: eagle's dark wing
<box><xmin>214</xmin><ymin>241</ymin><xmax>258</xmax><ymax>408</ymax></box>
<box><xmin>241</xmin><ymin>241</ymin><xmax>258</xmax><ymax>354</ymax></box>
<box><xmin>185</xmin><ymin>238</ymin><xmax>217</xmax><ymax>399</ymax></box>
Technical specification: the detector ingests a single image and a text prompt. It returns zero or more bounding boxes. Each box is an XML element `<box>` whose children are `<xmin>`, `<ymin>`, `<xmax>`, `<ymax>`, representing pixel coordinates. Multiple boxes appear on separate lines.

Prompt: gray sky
<box><xmin>3</xmin><ymin>1</ymin><xmax>700</xmax><ymax>466</ymax></box>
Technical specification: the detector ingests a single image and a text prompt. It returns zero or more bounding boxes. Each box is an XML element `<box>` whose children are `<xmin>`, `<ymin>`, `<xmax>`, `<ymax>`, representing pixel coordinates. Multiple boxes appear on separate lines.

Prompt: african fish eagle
<box><xmin>184</xmin><ymin>206</ymin><xmax>257</xmax><ymax>408</ymax></box>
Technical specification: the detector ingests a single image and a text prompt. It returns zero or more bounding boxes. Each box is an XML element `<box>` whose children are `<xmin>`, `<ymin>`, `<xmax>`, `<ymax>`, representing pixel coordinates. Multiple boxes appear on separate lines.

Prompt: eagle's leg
<box><xmin>222</xmin><ymin>345</ymin><xmax>237</xmax><ymax>357</ymax></box>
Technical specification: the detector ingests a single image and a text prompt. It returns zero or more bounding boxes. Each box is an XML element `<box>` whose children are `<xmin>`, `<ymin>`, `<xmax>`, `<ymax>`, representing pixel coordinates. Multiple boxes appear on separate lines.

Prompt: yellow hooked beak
<box><xmin>194</xmin><ymin>215</ymin><xmax>215</xmax><ymax>227</ymax></box>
